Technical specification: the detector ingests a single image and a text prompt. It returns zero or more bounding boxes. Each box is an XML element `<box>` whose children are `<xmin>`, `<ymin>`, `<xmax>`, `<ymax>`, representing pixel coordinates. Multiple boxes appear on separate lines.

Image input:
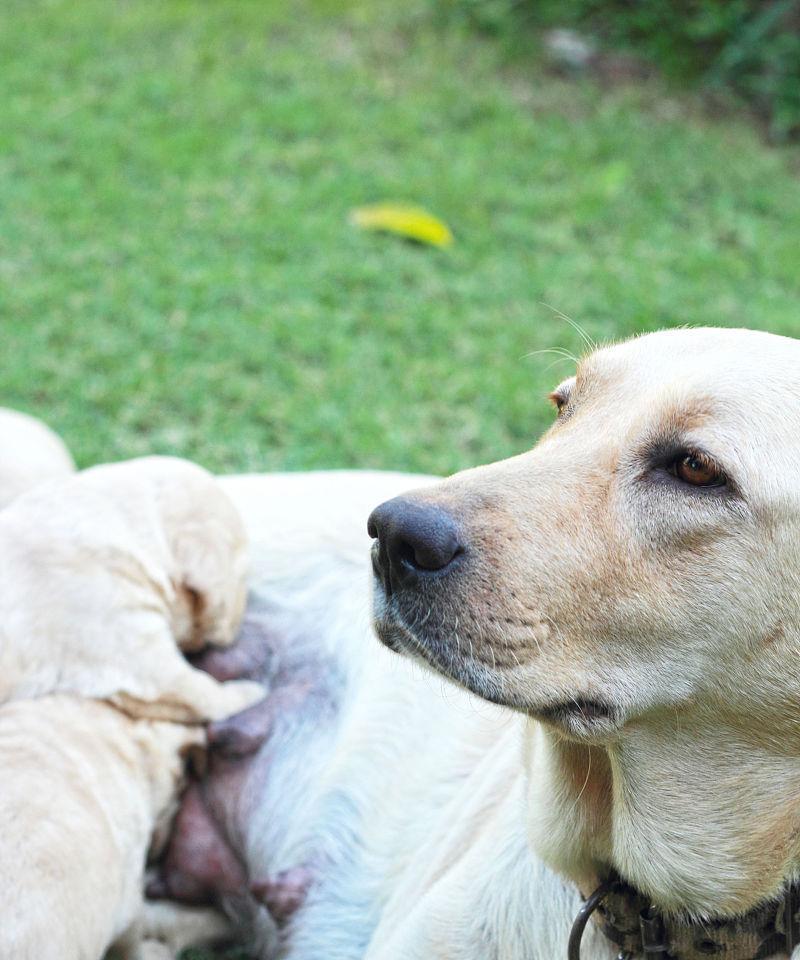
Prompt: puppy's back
<box><xmin>0</xmin><ymin>408</ymin><xmax>75</xmax><ymax>510</ymax></box>
<box><xmin>0</xmin><ymin>456</ymin><xmax>260</xmax><ymax>721</ymax></box>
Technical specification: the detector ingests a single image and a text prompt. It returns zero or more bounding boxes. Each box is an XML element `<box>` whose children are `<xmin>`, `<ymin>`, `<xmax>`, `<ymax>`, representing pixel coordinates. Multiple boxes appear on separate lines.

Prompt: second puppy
<box><xmin>0</xmin><ymin>694</ymin><xmax>231</xmax><ymax>960</ymax></box>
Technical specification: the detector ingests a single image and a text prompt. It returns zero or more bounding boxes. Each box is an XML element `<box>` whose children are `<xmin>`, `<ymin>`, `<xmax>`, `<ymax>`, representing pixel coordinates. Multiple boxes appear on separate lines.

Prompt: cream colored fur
<box><xmin>375</xmin><ymin>328</ymin><xmax>800</xmax><ymax>922</ymax></box>
<box><xmin>217</xmin><ymin>471</ymin><xmax>609</xmax><ymax>959</ymax></box>
<box><xmin>0</xmin><ymin>456</ymin><xmax>263</xmax><ymax>722</ymax></box>
<box><xmin>0</xmin><ymin>407</ymin><xmax>75</xmax><ymax>509</ymax></box>
<box><xmin>0</xmin><ymin>695</ymin><xmax>229</xmax><ymax>960</ymax></box>
<box><xmin>6</xmin><ymin>325</ymin><xmax>798</xmax><ymax>958</ymax></box>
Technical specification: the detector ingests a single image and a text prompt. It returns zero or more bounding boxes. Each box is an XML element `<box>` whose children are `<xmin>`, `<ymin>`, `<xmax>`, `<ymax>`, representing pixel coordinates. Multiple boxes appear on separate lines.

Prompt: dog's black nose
<box><xmin>367</xmin><ymin>497</ymin><xmax>464</xmax><ymax>587</ymax></box>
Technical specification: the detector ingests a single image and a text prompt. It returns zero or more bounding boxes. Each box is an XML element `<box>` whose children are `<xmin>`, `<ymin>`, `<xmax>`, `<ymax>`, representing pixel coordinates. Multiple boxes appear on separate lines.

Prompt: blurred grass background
<box><xmin>442</xmin><ymin>0</ymin><xmax>800</xmax><ymax>140</ymax></box>
<box><xmin>2</xmin><ymin>0</ymin><xmax>800</xmax><ymax>480</ymax></box>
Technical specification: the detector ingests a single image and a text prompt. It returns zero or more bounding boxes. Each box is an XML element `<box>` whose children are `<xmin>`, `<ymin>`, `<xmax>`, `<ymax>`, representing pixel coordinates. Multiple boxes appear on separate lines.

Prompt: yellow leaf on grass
<box><xmin>350</xmin><ymin>203</ymin><xmax>454</xmax><ymax>248</ymax></box>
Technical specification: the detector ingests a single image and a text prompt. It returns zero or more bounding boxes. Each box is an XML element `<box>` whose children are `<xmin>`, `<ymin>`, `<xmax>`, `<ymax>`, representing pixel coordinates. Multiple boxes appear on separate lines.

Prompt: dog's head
<box><xmin>369</xmin><ymin>327</ymin><xmax>800</xmax><ymax>914</ymax></box>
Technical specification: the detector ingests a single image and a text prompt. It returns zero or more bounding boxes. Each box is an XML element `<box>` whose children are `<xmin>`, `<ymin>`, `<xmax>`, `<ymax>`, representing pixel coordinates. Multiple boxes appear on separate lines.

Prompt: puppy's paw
<box><xmin>204</xmin><ymin>679</ymin><xmax>266</xmax><ymax>722</ymax></box>
<box><xmin>206</xmin><ymin>680</ymin><xmax>314</xmax><ymax>758</ymax></box>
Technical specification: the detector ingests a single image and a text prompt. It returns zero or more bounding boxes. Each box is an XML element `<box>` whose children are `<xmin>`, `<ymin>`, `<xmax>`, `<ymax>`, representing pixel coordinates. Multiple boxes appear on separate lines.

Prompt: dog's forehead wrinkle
<box><xmin>582</xmin><ymin>329</ymin><xmax>800</xmax><ymax>421</ymax></box>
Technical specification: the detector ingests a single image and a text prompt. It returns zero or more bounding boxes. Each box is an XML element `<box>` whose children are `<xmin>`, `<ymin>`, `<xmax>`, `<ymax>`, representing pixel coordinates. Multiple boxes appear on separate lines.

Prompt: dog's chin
<box><xmin>529</xmin><ymin>698</ymin><xmax>619</xmax><ymax>741</ymax></box>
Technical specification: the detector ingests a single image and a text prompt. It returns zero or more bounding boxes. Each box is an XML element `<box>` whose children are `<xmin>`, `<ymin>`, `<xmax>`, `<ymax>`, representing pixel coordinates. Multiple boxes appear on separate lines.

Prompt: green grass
<box><xmin>2</xmin><ymin>0</ymin><xmax>800</xmax><ymax>479</ymax></box>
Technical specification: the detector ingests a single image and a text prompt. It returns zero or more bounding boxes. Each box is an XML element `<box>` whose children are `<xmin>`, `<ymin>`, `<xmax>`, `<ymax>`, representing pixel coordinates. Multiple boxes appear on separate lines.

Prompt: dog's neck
<box><xmin>524</xmin><ymin>702</ymin><xmax>800</xmax><ymax>919</ymax></box>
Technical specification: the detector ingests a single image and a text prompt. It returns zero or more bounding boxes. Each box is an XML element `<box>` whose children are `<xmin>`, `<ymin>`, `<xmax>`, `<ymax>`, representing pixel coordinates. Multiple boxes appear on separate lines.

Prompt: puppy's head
<box><xmin>81</xmin><ymin>456</ymin><xmax>249</xmax><ymax>653</ymax></box>
<box><xmin>145</xmin><ymin>458</ymin><xmax>249</xmax><ymax>652</ymax></box>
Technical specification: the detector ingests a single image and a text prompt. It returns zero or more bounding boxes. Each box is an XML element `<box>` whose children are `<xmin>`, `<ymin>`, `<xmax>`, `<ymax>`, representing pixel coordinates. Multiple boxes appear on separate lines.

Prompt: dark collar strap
<box><xmin>569</xmin><ymin>873</ymin><xmax>800</xmax><ymax>960</ymax></box>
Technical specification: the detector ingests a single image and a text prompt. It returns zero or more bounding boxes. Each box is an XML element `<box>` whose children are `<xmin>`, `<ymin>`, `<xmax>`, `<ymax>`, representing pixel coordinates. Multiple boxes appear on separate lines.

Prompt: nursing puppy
<box><xmin>0</xmin><ymin>456</ymin><xmax>263</xmax><ymax>722</ymax></box>
<box><xmin>0</xmin><ymin>694</ymin><xmax>231</xmax><ymax>960</ymax></box>
<box><xmin>160</xmin><ymin>327</ymin><xmax>800</xmax><ymax>960</ymax></box>
<box><xmin>0</xmin><ymin>407</ymin><xmax>75</xmax><ymax>508</ymax></box>
<box><xmin>0</xmin><ymin>455</ymin><xmax>262</xmax><ymax>958</ymax></box>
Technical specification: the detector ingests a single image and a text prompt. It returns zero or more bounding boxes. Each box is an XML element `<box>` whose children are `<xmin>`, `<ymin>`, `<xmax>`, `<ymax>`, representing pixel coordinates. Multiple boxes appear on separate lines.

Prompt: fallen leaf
<box><xmin>350</xmin><ymin>203</ymin><xmax>454</xmax><ymax>248</ymax></box>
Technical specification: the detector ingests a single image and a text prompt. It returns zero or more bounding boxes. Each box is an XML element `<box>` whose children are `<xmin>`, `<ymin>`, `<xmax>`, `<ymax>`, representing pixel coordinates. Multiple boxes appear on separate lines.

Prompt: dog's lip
<box><xmin>532</xmin><ymin>697</ymin><xmax>616</xmax><ymax>727</ymax></box>
<box><xmin>370</xmin><ymin>542</ymin><xmax>393</xmax><ymax>598</ymax></box>
<box><xmin>372</xmin><ymin>615</ymin><xmax>405</xmax><ymax>654</ymax></box>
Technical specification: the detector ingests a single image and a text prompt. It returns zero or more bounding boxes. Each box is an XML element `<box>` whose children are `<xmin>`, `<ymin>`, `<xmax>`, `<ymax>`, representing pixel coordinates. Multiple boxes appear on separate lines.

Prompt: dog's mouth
<box><xmin>532</xmin><ymin>697</ymin><xmax>617</xmax><ymax>735</ymax></box>
<box><xmin>373</xmin><ymin>585</ymin><xmax>621</xmax><ymax>738</ymax></box>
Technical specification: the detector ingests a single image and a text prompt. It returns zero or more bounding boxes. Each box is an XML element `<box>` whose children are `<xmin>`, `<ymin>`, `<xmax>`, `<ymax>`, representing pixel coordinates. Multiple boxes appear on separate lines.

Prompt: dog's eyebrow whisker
<box><xmin>537</xmin><ymin>301</ymin><xmax>597</xmax><ymax>354</ymax></box>
<box><xmin>541</xmin><ymin>357</ymin><xmax>576</xmax><ymax>377</ymax></box>
<box><xmin>521</xmin><ymin>346</ymin><xmax>580</xmax><ymax>365</ymax></box>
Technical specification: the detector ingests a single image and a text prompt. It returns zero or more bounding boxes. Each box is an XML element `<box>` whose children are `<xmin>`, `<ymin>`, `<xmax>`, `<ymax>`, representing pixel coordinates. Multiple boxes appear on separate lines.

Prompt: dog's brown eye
<box><xmin>548</xmin><ymin>390</ymin><xmax>567</xmax><ymax>413</ymax></box>
<box><xmin>672</xmin><ymin>453</ymin><xmax>725</xmax><ymax>487</ymax></box>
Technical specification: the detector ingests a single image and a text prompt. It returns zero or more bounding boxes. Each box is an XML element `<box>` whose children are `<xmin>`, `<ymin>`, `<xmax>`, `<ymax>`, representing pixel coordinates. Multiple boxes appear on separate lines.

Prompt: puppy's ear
<box><xmin>148</xmin><ymin>459</ymin><xmax>249</xmax><ymax>652</ymax></box>
<box><xmin>170</xmin><ymin>528</ymin><xmax>248</xmax><ymax>651</ymax></box>
<box><xmin>171</xmin><ymin>584</ymin><xmax>208</xmax><ymax>653</ymax></box>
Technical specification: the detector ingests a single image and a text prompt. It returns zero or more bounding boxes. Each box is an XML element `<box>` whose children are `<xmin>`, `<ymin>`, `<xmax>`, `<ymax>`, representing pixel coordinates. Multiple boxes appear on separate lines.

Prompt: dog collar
<box><xmin>568</xmin><ymin>872</ymin><xmax>800</xmax><ymax>960</ymax></box>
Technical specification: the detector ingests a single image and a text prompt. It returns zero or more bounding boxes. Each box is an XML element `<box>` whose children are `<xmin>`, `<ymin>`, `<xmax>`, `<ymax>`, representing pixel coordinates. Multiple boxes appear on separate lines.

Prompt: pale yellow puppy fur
<box><xmin>0</xmin><ymin>407</ymin><xmax>75</xmax><ymax>508</ymax></box>
<box><xmin>0</xmin><ymin>455</ymin><xmax>263</xmax><ymax>722</ymax></box>
<box><xmin>0</xmin><ymin>695</ymin><xmax>230</xmax><ymax>960</ymax></box>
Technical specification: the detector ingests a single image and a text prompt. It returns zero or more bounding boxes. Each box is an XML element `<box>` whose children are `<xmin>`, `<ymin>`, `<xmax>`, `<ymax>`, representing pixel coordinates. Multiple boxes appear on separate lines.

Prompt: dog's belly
<box><xmin>161</xmin><ymin>472</ymin><xmax>610</xmax><ymax>959</ymax></box>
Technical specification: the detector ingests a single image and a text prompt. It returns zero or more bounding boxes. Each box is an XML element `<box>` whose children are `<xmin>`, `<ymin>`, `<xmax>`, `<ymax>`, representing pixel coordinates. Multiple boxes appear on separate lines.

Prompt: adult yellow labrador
<box><xmin>166</xmin><ymin>326</ymin><xmax>800</xmax><ymax>960</ymax></box>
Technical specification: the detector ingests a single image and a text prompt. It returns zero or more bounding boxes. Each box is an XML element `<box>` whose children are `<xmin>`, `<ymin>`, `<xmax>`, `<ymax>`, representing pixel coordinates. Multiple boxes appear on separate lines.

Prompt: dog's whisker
<box><xmin>537</xmin><ymin>301</ymin><xmax>597</xmax><ymax>354</ymax></box>
<box><xmin>522</xmin><ymin>346</ymin><xmax>580</xmax><ymax>365</ymax></box>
